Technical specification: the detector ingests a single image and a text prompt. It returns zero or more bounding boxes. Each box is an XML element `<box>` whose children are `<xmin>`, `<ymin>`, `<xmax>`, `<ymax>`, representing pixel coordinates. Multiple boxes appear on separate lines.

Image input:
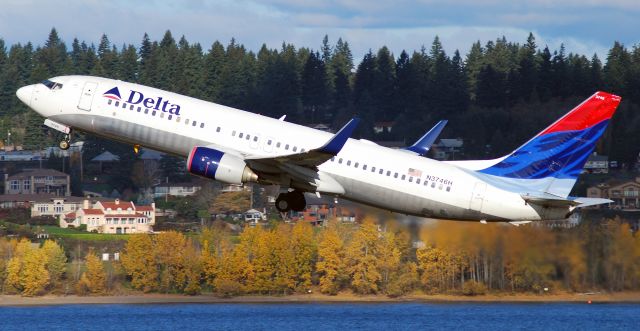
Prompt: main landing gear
<box><xmin>59</xmin><ymin>133</ymin><xmax>71</xmax><ymax>150</ymax></box>
<box><xmin>275</xmin><ymin>190</ymin><xmax>306</xmax><ymax>213</ymax></box>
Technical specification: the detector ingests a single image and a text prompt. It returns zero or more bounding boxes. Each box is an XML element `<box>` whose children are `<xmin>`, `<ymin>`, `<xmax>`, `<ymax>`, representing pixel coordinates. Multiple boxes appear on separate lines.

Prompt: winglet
<box><xmin>317</xmin><ymin>118</ymin><xmax>360</xmax><ymax>155</ymax></box>
<box><xmin>405</xmin><ymin>120</ymin><xmax>448</xmax><ymax>156</ymax></box>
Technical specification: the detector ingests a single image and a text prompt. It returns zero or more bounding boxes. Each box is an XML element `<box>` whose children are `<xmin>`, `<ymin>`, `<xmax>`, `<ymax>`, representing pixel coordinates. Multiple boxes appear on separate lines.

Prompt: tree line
<box><xmin>2</xmin><ymin>28</ymin><xmax>640</xmax><ymax>165</ymax></box>
<box><xmin>2</xmin><ymin>218</ymin><xmax>639</xmax><ymax>297</ymax></box>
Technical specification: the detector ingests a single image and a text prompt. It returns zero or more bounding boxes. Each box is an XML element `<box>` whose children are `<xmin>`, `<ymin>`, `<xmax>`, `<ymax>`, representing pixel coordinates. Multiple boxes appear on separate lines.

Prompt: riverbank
<box><xmin>2</xmin><ymin>291</ymin><xmax>640</xmax><ymax>306</ymax></box>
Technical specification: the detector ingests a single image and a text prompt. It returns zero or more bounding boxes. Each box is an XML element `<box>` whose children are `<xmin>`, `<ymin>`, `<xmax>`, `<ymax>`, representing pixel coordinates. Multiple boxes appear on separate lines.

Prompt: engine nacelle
<box><xmin>187</xmin><ymin>147</ymin><xmax>258</xmax><ymax>184</ymax></box>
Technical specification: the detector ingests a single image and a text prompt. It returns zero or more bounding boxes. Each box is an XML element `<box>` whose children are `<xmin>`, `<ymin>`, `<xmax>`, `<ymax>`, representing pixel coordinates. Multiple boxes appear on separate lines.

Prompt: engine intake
<box><xmin>187</xmin><ymin>147</ymin><xmax>258</xmax><ymax>184</ymax></box>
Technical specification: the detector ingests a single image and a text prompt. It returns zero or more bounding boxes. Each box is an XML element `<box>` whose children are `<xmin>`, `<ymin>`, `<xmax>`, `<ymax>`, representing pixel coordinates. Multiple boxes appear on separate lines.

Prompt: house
<box><xmin>433</xmin><ymin>138</ymin><xmax>464</xmax><ymax>160</ymax></box>
<box><xmin>0</xmin><ymin>150</ymin><xmax>44</xmax><ymax>162</ymax></box>
<box><xmin>4</xmin><ymin>168</ymin><xmax>70</xmax><ymax>196</ymax></box>
<box><xmin>153</xmin><ymin>182</ymin><xmax>202</xmax><ymax>197</ymax></box>
<box><xmin>373</xmin><ymin>121</ymin><xmax>395</xmax><ymax>134</ymax></box>
<box><xmin>587</xmin><ymin>178</ymin><xmax>640</xmax><ymax>210</ymax></box>
<box><xmin>30</xmin><ymin>195</ymin><xmax>95</xmax><ymax>218</ymax></box>
<box><xmin>583</xmin><ymin>153</ymin><xmax>609</xmax><ymax>174</ymax></box>
<box><xmin>243</xmin><ymin>208</ymin><xmax>266</xmax><ymax>225</ymax></box>
<box><xmin>61</xmin><ymin>198</ymin><xmax>156</xmax><ymax>234</ymax></box>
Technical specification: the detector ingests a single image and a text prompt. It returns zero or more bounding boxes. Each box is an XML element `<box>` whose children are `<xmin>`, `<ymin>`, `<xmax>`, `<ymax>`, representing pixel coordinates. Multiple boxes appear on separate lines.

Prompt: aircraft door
<box><xmin>469</xmin><ymin>182</ymin><xmax>487</xmax><ymax>212</ymax></box>
<box><xmin>78</xmin><ymin>82</ymin><xmax>98</xmax><ymax>111</ymax></box>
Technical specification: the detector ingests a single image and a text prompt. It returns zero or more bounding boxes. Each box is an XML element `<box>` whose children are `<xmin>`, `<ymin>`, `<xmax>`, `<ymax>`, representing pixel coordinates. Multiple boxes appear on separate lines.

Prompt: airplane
<box><xmin>16</xmin><ymin>76</ymin><xmax>621</xmax><ymax>224</ymax></box>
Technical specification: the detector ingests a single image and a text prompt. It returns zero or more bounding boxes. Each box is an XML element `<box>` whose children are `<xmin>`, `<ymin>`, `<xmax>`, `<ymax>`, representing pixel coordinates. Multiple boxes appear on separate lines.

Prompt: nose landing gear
<box><xmin>275</xmin><ymin>190</ymin><xmax>306</xmax><ymax>213</ymax></box>
<box><xmin>59</xmin><ymin>134</ymin><xmax>71</xmax><ymax>150</ymax></box>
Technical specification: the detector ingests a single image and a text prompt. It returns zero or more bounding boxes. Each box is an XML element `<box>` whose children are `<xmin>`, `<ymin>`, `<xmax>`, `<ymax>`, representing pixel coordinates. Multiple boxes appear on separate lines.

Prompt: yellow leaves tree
<box><xmin>210</xmin><ymin>191</ymin><xmax>251</xmax><ymax>215</ymax></box>
<box><xmin>41</xmin><ymin>240</ymin><xmax>67</xmax><ymax>288</ymax></box>
<box><xmin>4</xmin><ymin>238</ymin><xmax>49</xmax><ymax>296</ymax></box>
<box><xmin>290</xmin><ymin>222</ymin><xmax>316</xmax><ymax>291</ymax></box>
<box><xmin>77</xmin><ymin>252</ymin><xmax>106</xmax><ymax>295</ymax></box>
<box><xmin>316</xmin><ymin>222</ymin><xmax>347</xmax><ymax>295</ymax></box>
<box><xmin>121</xmin><ymin>234</ymin><xmax>158</xmax><ymax>292</ymax></box>
<box><xmin>252</xmin><ymin>225</ymin><xmax>296</xmax><ymax>294</ymax></box>
<box><xmin>346</xmin><ymin>220</ymin><xmax>382</xmax><ymax>294</ymax></box>
<box><xmin>155</xmin><ymin>231</ymin><xmax>189</xmax><ymax>293</ymax></box>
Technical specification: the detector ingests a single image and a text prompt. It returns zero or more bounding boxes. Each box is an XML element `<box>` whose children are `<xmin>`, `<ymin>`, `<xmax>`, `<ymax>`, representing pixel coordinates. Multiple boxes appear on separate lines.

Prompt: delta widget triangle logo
<box><xmin>103</xmin><ymin>87</ymin><xmax>121</xmax><ymax>100</ymax></box>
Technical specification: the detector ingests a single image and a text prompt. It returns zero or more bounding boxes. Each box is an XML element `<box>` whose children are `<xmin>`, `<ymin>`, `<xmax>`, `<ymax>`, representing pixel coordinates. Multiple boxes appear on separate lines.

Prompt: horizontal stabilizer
<box><xmin>405</xmin><ymin>120</ymin><xmax>448</xmax><ymax>156</ymax></box>
<box><xmin>521</xmin><ymin>193</ymin><xmax>612</xmax><ymax>208</ymax></box>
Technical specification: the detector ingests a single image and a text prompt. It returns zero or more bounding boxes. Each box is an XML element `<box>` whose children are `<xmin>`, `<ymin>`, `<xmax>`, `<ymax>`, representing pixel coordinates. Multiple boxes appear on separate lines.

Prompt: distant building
<box><xmin>243</xmin><ymin>208</ymin><xmax>266</xmax><ymax>225</ymax></box>
<box><xmin>433</xmin><ymin>138</ymin><xmax>464</xmax><ymax>160</ymax></box>
<box><xmin>0</xmin><ymin>150</ymin><xmax>44</xmax><ymax>162</ymax></box>
<box><xmin>154</xmin><ymin>182</ymin><xmax>202</xmax><ymax>197</ymax></box>
<box><xmin>310</xmin><ymin>123</ymin><xmax>332</xmax><ymax>132</ymax></box>
<box><xmin>30</xmin><ymin>196</ymin><xmax>96</xmax><ymax>218</ymax></box>
<box><xmin>583</xmin><ymin>153</ymin><xmax>609</xmax><ymax>174</ymax></box>
<box><xmin>61</xmin><ymin>198</ymin><xmax>155</xmax><ymax>234</ymax></box>
<box><xmin>373</xmin><ymin>121</ymin><xmax>395</xmax><ymax>134</ymax></box>
<box><xmin>587</xmin><ymin>177</ymin><xmax>640</xmax><ymax>210</ymax></box>
<box><xmin>4</xmin><ymin>168</ymin><xmax>70</xmax><ymax>196</ymax></box>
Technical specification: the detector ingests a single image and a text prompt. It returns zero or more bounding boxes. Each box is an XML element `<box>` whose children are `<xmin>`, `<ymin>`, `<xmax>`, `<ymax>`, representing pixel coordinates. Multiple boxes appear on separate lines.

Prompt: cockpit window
<box><xmin>41</xmin><ymin>79</ymin><xmax>63</xmax><ymax>90</ymax></box>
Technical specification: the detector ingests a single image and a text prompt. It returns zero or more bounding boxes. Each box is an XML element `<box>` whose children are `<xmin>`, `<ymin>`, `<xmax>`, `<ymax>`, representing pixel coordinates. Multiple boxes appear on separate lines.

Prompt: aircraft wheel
<box><xmin>275</xmin><ymin>193</ymin><xmax>291</xmax><ymax>212</ymax></box>
<box><xmin>59</xmin><ymin>140</ymin><xmax>70</xmax><ymax>150</ymax></box>
<box><xmin>290</xmin><ymin>190</ymin><xmax>306</xmax><ymax>212</ymax></box>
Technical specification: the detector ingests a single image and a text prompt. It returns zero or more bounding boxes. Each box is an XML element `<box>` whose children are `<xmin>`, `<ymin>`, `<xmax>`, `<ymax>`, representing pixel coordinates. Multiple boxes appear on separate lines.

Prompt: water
<box><xmin>0</xmin><ymin>302</ymin><xmax>637</xmax><ymax>330</ymax></box>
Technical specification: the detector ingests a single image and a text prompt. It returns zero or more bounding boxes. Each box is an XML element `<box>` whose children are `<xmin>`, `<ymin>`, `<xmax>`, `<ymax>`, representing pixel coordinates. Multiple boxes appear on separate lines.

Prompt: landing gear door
<box><xmin>469</xmin><ymin>182</ymin><xmax>487</xmax><ymax>212</ymax></box>
<box><xmin>78</xmin><ymin>82</ymin><xmax>98</xmax><ymax>111</ymax></box>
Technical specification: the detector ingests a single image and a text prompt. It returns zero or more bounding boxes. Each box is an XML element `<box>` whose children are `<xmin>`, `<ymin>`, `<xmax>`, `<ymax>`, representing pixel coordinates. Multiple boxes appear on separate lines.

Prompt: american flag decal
<box><xmin>408</xmin><ymin>168</ymin><xmax>422</xmax><ymax>177</ymax></box>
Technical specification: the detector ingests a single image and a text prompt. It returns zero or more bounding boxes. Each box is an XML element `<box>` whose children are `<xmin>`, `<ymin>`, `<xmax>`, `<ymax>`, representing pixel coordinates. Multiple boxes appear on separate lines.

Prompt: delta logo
<box><xmin>103</xmin><ymin>87</ymin><xmax>181</xmax><ymax>115</ymax></box>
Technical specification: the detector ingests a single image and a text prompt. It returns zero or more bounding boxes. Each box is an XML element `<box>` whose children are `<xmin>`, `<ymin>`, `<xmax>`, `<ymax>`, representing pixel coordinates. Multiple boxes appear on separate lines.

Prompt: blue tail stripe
<box><xmin>479</xmin><ymin>120</ymin><xmax>608</xmax><ymax>179</ymax></box>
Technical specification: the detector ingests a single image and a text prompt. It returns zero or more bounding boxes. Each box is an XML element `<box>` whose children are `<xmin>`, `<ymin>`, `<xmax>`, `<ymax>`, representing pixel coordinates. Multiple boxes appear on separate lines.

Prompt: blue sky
<box><xmin>1</xmin><ymin>0</ymin><xmax>638</xmax><ymax>61</ymax></box>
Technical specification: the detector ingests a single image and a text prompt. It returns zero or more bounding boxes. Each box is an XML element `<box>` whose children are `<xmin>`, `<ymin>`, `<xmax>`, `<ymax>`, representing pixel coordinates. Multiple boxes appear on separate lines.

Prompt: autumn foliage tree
<box><xmin>77</xmin><ymin>251</ymin><xmax>107</xmax><ymax>295</ymax></box>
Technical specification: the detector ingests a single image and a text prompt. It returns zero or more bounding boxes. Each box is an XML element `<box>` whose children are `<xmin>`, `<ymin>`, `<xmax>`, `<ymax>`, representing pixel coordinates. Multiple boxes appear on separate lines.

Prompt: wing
<box><xmin>244</xmin><ymin>118</ymin><xmax>361</xmax><ymax>194</ymax></box>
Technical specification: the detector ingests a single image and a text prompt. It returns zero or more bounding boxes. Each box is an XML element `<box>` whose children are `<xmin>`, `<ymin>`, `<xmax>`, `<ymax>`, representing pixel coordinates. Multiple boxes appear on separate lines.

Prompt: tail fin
<box><xmin>478</xmin><ymin>91</ymin><xmax>621</xmax><ymax>197</ymax></box>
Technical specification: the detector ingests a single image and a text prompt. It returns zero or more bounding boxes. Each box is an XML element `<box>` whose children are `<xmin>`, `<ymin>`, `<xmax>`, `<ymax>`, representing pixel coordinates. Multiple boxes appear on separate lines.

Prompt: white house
<box><xmin>61</xmin><ymin>198</ymin><xmax>155</xmax><ymax>234</ymax></box>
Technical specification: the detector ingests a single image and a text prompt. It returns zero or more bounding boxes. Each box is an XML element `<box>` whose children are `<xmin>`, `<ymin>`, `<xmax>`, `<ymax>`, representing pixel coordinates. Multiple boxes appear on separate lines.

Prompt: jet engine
<box><xmin>187</xmin><ymin>147</ymin><xmax>258</xmax><ymax>184</ymax></box>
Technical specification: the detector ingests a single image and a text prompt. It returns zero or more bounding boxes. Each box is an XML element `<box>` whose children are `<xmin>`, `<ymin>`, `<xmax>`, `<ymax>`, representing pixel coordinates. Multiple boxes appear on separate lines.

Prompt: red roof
<box><xmin>136</xmin><ymin>205</ymin><xmax>154</xmax><ymax>211</ymax></box>
<box><xmin>64</xmin><ymin>212</ymin><xmax>76</xmax><ymax>219</ymax></box>
<box><xmin>99</xmin><ymin>200</ymin><xmax>135</xmax><ymax>210</ymax></box>
<box><xmin>82</xmin><ymin>209</ymin><xmax>104</xmax><ymax>215</ymax></box>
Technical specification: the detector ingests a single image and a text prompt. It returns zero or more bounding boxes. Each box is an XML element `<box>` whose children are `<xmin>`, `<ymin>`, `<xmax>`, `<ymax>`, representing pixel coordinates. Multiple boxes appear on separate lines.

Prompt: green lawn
<box><xmin>41</xmin><ymin>226</ymin><xmax>131</xmax><ymax>241</ymax></box>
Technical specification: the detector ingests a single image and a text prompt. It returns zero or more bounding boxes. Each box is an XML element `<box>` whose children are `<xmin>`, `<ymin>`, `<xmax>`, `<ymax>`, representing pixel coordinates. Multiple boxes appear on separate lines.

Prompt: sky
<box><xmin>0</xmin><ymin>0</ymin><xmax>639</xmax><ymax>61</ymax></box>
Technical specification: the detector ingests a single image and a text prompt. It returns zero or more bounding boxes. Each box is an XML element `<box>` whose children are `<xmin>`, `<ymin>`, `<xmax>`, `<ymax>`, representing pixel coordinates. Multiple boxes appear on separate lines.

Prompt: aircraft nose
<box><xmin>16</xmin><ymin>85</ymin><xmax>34</xmax><ymax>106</ymax></box>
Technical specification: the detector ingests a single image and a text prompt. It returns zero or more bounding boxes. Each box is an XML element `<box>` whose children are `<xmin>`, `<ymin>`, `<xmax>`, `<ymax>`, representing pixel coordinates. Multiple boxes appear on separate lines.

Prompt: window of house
<box><xmin>23</xmin><ymin>180</ymin><xmax>30</xmax><ymax>190</ymax></box>
<box><xmin>10</xmin><ymin>180</ymin><xmax>19</xmax><ymax>190</ymax></box>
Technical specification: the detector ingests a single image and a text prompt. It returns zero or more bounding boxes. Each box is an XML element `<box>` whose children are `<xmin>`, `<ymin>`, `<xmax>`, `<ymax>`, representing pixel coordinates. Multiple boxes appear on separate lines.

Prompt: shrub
<box><xmin>462</xmin><ymin>281</ymin><xmax>487</xmax><ymax>296</ymax></box>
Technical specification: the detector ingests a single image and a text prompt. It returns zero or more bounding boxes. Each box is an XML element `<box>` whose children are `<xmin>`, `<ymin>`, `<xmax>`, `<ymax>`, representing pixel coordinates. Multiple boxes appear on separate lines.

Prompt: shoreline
<box><xmin>2</xmin><ymin>292</ymin><xmax>640</xmax><ymax>306</ymax></box>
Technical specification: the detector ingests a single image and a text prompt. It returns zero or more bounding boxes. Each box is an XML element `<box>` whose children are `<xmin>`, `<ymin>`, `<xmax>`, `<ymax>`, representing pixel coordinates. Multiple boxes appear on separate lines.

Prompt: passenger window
<box><xmin>192</xmin><ymin>121</ymin><xmax>197</xmax><ymax>126</ymax></box>
<box><xmin>239</xmin><ymin>133</ymin><xmax>243</xmax><ymax>138</ymax></box>
<box><xmin>417</xmin><ymin>179</ymin><xmax>421</xmax><ymax>184</ymax></box>
<box><xmin>379</xmin><ymin>169</ymin><xmax>383</xmax><ymax>174</ymax></box>
<box><xmin>401</xmin><ymin>175</ymin><xmax>406</xmax><ymax>180</ymax></box>
<box><xmin>424</xmin><ymin>181</ymin><xmax>428</xmax><ymax>186</ymax></box>
<box><xmin>439</xmin><ymin>184</ymin><xmax>443</xmax><ymax>190</ymax></box>
<box><xmin>176</xmin><ymin>117</ymin><xmax>181</xmax><ymax>123</ymax></box>
<box><xmin>339</xmin><ymin>158</ymin><xmax>343</xmax><ymax>164</ymax></box>
<box><xmin>277</xmin><ymin>142</ymin><xmax>281</xmax><ymax>148</ymax></box>
<box><xmin>168</xmin><ymin>115</ymin><xmax>173</xmax><ymax>120</ymax></box>
<box><xmin>122</xmin><ymin>103</ymin><xmax>127</xmax><ymax>109</ymax></box>
<box><xmin>331</xmin><ymin>156</ymin><xmax>335</xmax><ymax>161</ymax></box>
<box><xmin>108</xmin><ymin>99</ymin><xmax>113</xmax><ymax>105</ymax></box>
<box><xmin>200</xmin><ymin>123</ymin><xmax>205</xmax><ymax>128</ymax></box>
<box><xmin>144</xmin><ymin>109</ymin><xmax>149</xmax><ymax>114</ymax></box>
<box><xmin>285</xmin><ymin>144</ymin><xmax>290</xmax><ymax>150</ymax></box>
<box><xmin>409</xmin><ymin>177</ymin><xmax>413</xmax><ymax>182</ymax></box>
<box><xmin>246</xmin><ymin>135</ymin><xmax>250</xmax><ymax>140</ymax></box>
<box><xmin>386</xmin><ymin>171</ymin><xmax>391</xmax><ymax>176</ymax></box>
<box><xmin>293</xmin><ymin>146</ymin><xmax>297</xmax><ymax>152</ymax></box>
<box><xmin>394</xmin><ymin>173</ymin><xmax>398</xmax><ymax>178</ymax></box>
<box><xmin>446</xmin><ymin>186</ymin><xmax>451</xmax><ymax>192</ymax></box>
<box><xmin>160</xmin><ymin>112</ymin><xmax>165</xmax><ymax>118</ymax></box>
<box><xmin>363</xmin><ymin>165</ymin><xmax>367</xmax><ymax>170</ymax></box>
<box><xmin>268</xmin><ymin>140</ymin><xmax>273</xmax><ymax>145</ymax></box>
<box><xmin>185</xmin><ymin>119</ymin><xmax>190</xmax><ymax>125</ymax></box>
<box><xmin>301</xmin><ymin>149</ymin><xmax>306</xmax><ymax>153</ymax></box>
<box><xmin>355</xmin><ymin>162</ymin><xmax>359</xmax><ymax>168</ymax></box>
<box><xmin>115</xmin><ymin>101</ymin><xmax>120</xmax><ymax>107</ymax></box>
<box><xmin>131</xmin><ymin>105</ymin><xmax>135</xmax><ymax>110</ymax></box>
<box><xmin>216</xmin><ymin>127</ymin><xmax>221</xmax><ymax>132</ymax></box>
<box><xmin>347</xmin><ymin>160</ymin><xmax>351</xmax><ymax>166</ymax></box>
<box><xmin>254</xmin><ymin>137</ymin><xmax>258</xmax><ymax>142</ymax></box>
<box><xmin>431</xmin><ymin>182</ymin><xmax>436</xmax><ymax>188</ymax></box>
<box><xmin>152</xmin><ymin>110</ymin><xmax>156</xmax><ymax>116</ymax></box>
<box><xmin>136</xmin><ymin>106</ymin><xmax>140</xmax><ymax>112</ymax></box>
<box><xmin>232</xmin><ymin>131</ymin><xmax>236</xmax><ymax>136</ymax></box>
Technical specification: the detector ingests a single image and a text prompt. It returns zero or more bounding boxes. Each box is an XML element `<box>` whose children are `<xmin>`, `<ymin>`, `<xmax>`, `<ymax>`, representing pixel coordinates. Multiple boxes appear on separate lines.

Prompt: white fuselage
<box><xmin>19</xmin><ymin>76</ymin><xmax>567</xmax><ymax>222</ymax></box>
